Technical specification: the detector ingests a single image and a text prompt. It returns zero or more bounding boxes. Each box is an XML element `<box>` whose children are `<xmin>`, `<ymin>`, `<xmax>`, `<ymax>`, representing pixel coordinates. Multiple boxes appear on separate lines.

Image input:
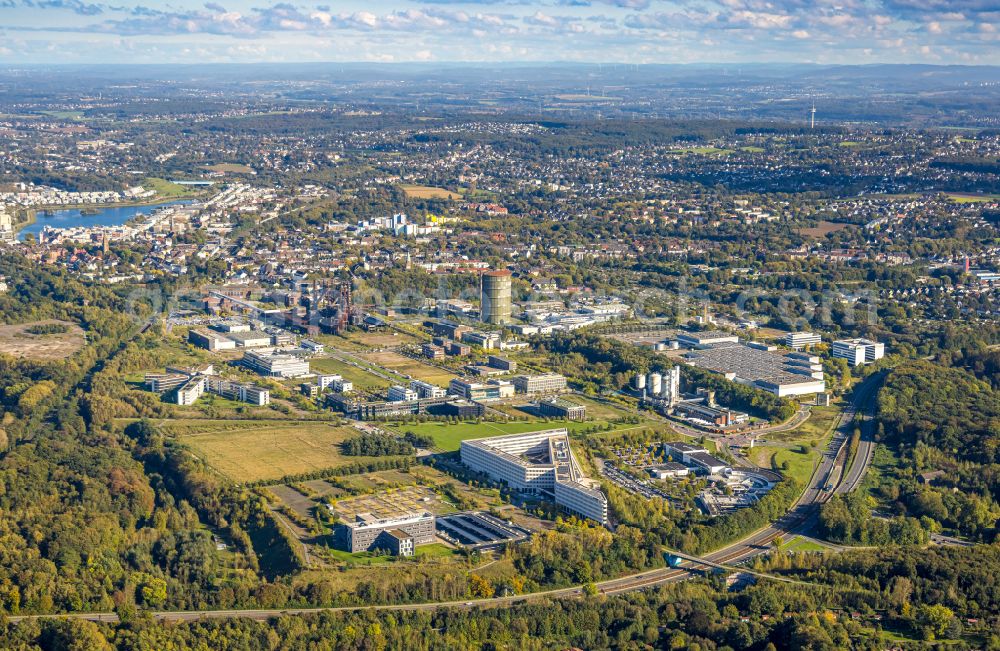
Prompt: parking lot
<box><xmin>599</xmin><ymin>462</ymin><xmax>674</xmax><ymax>501</ymax></box>
<box><xmin>436</xmin><ymin>512</ymin><xmax>531</xmax><ymax>549</ymax></box>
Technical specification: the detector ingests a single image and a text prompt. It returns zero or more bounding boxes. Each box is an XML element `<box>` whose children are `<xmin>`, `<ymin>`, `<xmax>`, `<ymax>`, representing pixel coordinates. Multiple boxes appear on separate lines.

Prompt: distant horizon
<box><xmin>4</xmin><ymin>61</ymin><xmax>1000</xmax><ymax>69</ymax></box>
<box><xmin>2</xmin><ymin>1</ymin><xmax>997</xmax><ymax>66</ymax></box>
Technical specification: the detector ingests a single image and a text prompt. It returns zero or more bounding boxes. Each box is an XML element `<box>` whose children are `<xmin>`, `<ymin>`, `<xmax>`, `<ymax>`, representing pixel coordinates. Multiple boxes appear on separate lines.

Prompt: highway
<box><xmin>6</xmin><ymin>375</ymin><xmax>886</xmax><ymax>625</ymax></box>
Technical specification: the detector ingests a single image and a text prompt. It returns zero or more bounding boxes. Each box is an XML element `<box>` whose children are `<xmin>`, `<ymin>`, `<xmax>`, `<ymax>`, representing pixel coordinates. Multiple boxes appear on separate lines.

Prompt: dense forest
<box><xmin>872</xmin><ymin>358</ymin><xmax>1000</xmax><ymax>542</ymax></box>
<box><xmin>2</xmin><ymin>544</ymin><xmax>999</xmax><ymax>649</ymax></box>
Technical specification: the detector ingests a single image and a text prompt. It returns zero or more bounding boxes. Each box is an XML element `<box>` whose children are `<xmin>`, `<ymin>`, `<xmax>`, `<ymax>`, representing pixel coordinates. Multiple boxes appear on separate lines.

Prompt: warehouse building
<box><xmin>675</xmin><ymin>401</ymin><xmax>749</xmax><ymax>427</ymax></box>
<box><xmin>676</xmin><ymin>331</ymin><xmax>740</xmax><ymax>349</ymax></box>
<box><xmin>683</xmin><ymin>342</ymin><xmax>825</xmax><ymax>397</ymax></box>
<box><xmin>460</xmin><ymin>429</ymin><xmax>608</xmax><ymax>525</ymax></box>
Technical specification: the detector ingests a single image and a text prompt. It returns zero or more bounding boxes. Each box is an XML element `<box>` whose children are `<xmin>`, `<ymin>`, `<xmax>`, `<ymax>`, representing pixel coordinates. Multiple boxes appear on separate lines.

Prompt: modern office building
<box><xmin>832</xmin><ymin>338</ymin><xmax>885</xmax><ymax>366</ymax></box>
<box><xmin>226</xmin><ymin>331</ymin><xmax>273</xmax><ymax>348</ymax></box>
<box><xmin>387</xmin><ymin>385</ymin><xmax>418</xmax><ymax>402</ymax></box>
<box><xmin>481</xmin><ymin>270</ymin><xmax>513</xmax><ymax>325</ymax></box>
<box><xmin>146</xmin><ymin>365</ymin><xmax>267</xmax><ymax>406</ymax></box>
<box><xmin>432</xmin><ymin>321</ymin><xmax>472</xmax><ymax>340</ymax></box>
<box><xmin>784</xmin><ymin>332</ymin><xmax>822</xmax><ymax>350</ymax></box>
<box><xmin>513</xmin><ymin>373</ymin><xmax>568</xmax><ymax>395</ymax></box>
<box><xmin>461</xmin><ymin>330</ymin><xmax>501</xmax><ymax>350</ymax></box>
<box><xmin>327</xmin><ymin>394</ymin><xmax>483</xmax><ymax>420</ymax></box>
<box><xmin>422</xmin><ymin>343</ymin><xmax>445</xmax><ymax>359</ymax></box>
<box><xmin>205</xmin><ymin>377</ymin><xmax>270</xmax><ymax>406</ymax></box>
<box><xmin>537</xmin><ymin>397</ymin><xmax>586</xmax><ymax>421</ymax></box>
<box><xmin>448</xmin><ymin>378</ymin><xmax>515</xmax><ymax>401</ymax></box>
<box><xmin>410</xmin><ymin>380</ymin><xmax>447</xmax><ymax>399</ymax></box>
<box><xmin>317</xmin><ymin>374</ymin><xmax>353</xmax><ymax>393</ymax></box>
<box><xmin>332</xmin><ymin>511</ymin><xmax>436</xmax><ymax>554</ymax></box>
<box><xmin>176</xmin><ymin>377</ymin><xmax>206</xmax><ymax>406</ymax></box>
<box><xmin>487</xmin><ymin>355</ymin><xmax>517</xmax><ymax>372</ymax></box>
<box><xmin>188</xmin><ymin>329</ymin><xmax>236</xmax><ymax>351</ymax></box>
<box><xmin>145</xmin><ymin>372</ymin><xmax>190</xmax><ymax>394</ymax></box>
<box><xmin>241</xmin><ymin>349</ymin><xmax>311</xmax><ymax>378</ymax></box>
<box><xmin>460</xmin><ymin>429</ymin><xmax>608</xmax><ymax>525</ymax></box>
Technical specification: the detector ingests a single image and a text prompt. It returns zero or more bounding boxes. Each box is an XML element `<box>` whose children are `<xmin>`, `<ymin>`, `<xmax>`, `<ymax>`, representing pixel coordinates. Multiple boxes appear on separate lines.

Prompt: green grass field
<box><xmin>945</xmin><ymin>193</ymin><xmax>1000</xmax><ymax>204</ymax></box>
<box><xmin>362</xmin><ymin>351</ymin><xmax>457</xmax><ymax>385</ymax></box>
<box><xmin>327</xmin><ymin>542</ymin><xmax>456</xmax><ymax>565</ymax></box>
<box><xmin>751</xmin><ymin>404</ymin><xmax>842</xmax><ymax>484</ymax></box>
<box><xmin>142</xmin><ymin>177</ymin><xmax>201</xmax><ymax>199</ymax></box>
<box><xmin>768</xmin><ymin>405</ymin><xmax>841</xmax><ymax>444</ymax></box>
<box><xmin>389</xmin><ymin>418</ymin><xmax>650</xmax><ymax>452</ymax></box>
<box><xmin>669</xmin><ymin>146</ymin><xmax>733</xmax><ymax>156</ymax></box>
<box><xmin>310</xmin><ymin>357</ymin><xmax>392</xmax><ymax>390</ymax></box>
<box><xmin>778</xmin><ymin>536</ymin><xmax>830</xmax><ymax>553</ymax></box>
<box><xmin>157</xmin><ymin>419</ymin><xmax>399</xmax><ymax>482</ymax></box>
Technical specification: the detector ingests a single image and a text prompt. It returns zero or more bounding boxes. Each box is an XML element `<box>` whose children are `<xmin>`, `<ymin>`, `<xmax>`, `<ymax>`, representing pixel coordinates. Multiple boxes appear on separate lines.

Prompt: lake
<box><xmin>18</xmin><ymin>200</ymin><xmax>191</xmax><ymax>241</ymax></box>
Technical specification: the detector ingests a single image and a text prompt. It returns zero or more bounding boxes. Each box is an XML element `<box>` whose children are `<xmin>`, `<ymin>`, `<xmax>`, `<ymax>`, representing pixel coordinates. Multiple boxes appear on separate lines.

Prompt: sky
<box><xmin>0</xmin><ymin>0</ymin><xmax>998</xmax><ymax>65</ymax></box>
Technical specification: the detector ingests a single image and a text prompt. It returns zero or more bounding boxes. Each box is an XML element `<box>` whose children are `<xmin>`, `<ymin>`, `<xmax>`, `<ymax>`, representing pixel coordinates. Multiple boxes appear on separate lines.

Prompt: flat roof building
<box><xmin>387</xmin><ymin>385</ymin><xmax>419</xmax><ymax>402</ymax></box>
<box><xmin>188</xmin><ymin>329</ymin><xmax>236</xmax><ymax>351</ymax></box>
<box><xmin>537</xmin><ymin>397</ymin><xmax>586</xmax><ymax>421</ymax></box>
<box><xmin>513</xmin><ymin>373</ymin><xmax>568</xmax><ymax>395</ymax></box>
<box><xmin>332</xmin><ymin>511</ymin><xmax>436</xmax><ymax>555</ymax></box>
<box><xmin>410</xmin><ymin>380</ymin><xmax>447</xmax><ymax>399</ymax></box>
<box><xmin>448</xmin><ymin>378</ymin><xmax>515</xmax><ymax>401</ymax></box>
<box><xmin>241</xmin><ymin>349</ymin><xmax>311</xmax><ymax>378</ymax></box>
<box><xmin>832</xmin><ymin>338</ymin><xmax>885</xmax><ymax>366</ymax></box>
<box><xmin>677</xmin><ymin>331</ymin><xmax>740</xmax><ymax>349</ymax></box>
<box><xmin>461</xmin><ymin>429</ymin><xmax>608</xmax><ymax>525</ymax></box>
<box><xmin>683</xmin><ymin>342</ymin><xmax>825</xmax><ymax>397</ymax></box>
<box><xmin>783</xmin><ymin>332</ymin><xmax>822</xmax><ymax>350</ymax></box>
<box><xmin>461</xmin><ymin>330</ymin><xmax>502</xmax><ymax>350</ymax></box>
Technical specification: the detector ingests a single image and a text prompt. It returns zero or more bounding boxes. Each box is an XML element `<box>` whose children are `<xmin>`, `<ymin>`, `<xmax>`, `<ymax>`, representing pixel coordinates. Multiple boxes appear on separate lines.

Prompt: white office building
<box><xmin>410</xmin><ymin>380</ymin><xmax>447</xmax><ymax>399</ymax></box>
<box><xmin>784</xmin><ymin>332</ymin><xmax>822</xmax><ymax>350</ymax></box>
<box><xmin>460</xmin><ymin>429</ymin><xmax>608</xmax><ymax>525</ymax></box>
<box><xmin>387</xmin><ymin>385</ymin><xmax>419</xmax><ymax>402</ymax></box>
<box><xmin>241</xmin><ymin>349</ymin><xmax>311</xmax><ymax>378</ymax></box>
<box><xmin>832</xmin><ymin>338</ymin><xmax>885</xmax><ymax>366</ymax></box>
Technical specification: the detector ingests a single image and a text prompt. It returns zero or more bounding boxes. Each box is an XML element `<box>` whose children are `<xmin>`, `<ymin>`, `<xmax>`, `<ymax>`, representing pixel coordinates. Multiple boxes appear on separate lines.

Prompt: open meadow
<box><xmin>361</xmin><ymin>350</ymin><xmax>457</xmax><ymax>385</ymax></box>
<box><xmin>399</xmin><ymin>184</ymin><xmax>462</xmax><ymax>200</ymax></box>
<box><xmin>157</xmin><ymin>419</ymin><xmax>401</xmax><ymax>482</ymax></box>
<box><xmin>0</xmin><ymin>320</ymin><xmax>86</xmax><ymax>361</ymax></box>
